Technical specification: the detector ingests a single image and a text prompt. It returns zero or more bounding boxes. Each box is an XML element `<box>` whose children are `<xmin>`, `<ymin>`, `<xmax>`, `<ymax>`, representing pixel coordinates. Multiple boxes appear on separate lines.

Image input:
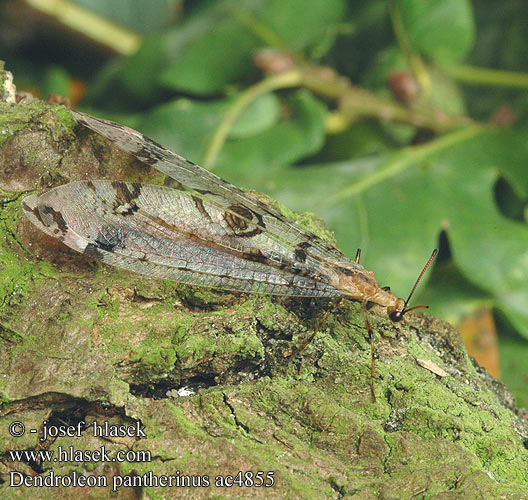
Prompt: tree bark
<box><xmin>1</xmin><ymin>62</ymin><xmax>527</xmax><ymax>499</ymax></box>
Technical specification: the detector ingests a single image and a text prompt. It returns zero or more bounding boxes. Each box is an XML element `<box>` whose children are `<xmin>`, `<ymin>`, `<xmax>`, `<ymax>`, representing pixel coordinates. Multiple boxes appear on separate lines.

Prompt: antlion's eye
<box><xmin>390</xmin><ymin>311</ymin><xmax>403</xmax><ymax>322</ymax></box>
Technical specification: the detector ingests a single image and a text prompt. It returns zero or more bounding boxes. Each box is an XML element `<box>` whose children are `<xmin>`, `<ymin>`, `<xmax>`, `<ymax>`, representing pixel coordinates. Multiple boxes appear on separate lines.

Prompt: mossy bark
<box><xmin>0</xmin><ymin>91</ymin><xmax>527</xmax><ymax>499</ymax></box>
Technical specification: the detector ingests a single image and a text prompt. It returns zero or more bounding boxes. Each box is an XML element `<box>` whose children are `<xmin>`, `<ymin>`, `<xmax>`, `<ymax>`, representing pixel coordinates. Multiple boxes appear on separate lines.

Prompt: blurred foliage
<box><xmin>2</xmin><ymin>0</ymin><xmax>528</xmax><ymax>404</ymax></box>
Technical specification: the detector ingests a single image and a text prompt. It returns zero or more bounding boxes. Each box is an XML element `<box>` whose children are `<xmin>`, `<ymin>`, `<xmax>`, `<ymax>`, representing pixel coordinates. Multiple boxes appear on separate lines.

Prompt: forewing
<box><xmin>22</xmin><ymin>181</ymin><xmax>341</xmax><ymax>298</ymax></box>
<box><xmin>71</xmin><ymin>110</ymin><xmax>361</xmax><ymax>273</ymax></box>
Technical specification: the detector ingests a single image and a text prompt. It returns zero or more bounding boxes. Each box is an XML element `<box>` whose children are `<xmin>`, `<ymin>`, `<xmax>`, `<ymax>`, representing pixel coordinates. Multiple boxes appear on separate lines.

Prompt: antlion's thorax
<box><xmin>327</xmin><ymin>263</ymin><xmax>405</xmax><ymax>314</ymax></box>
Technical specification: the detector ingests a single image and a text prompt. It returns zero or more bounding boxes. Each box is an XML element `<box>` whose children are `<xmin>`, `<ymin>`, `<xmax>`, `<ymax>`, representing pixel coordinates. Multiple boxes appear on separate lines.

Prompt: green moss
<box><xmin>0</xmin><ymin>195</ymin><xmax>41</xmax><ymax>321</ymax></box>
<box><xmin>0</xmin><ymin>61</ymin><xmax>6</xmax><ymax>93</ymax></box>
<box><xmin>0</xmin><ymin>101</ymin><xmax>69</xmax><ymax>148</ymax></box>
<box><xmin>174</xmin><ymin>333</ymin><xmax>215</xmax><ymax>364</ymax></box>
<box><xmin>49</xmin><ymin>104</ymin><xmax>77</xmax><ymax>131</ymax></box>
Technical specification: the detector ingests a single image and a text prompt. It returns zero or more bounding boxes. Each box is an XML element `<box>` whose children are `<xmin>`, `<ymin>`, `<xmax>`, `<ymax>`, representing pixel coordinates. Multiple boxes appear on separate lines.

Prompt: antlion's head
<box><xmin>331</xmin><ymin>249</ymin><xmax>438</xmax><ymax>321</ymax></box>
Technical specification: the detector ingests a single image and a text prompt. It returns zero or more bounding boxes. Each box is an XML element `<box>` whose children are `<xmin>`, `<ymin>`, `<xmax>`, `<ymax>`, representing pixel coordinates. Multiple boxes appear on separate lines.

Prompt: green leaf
<box><xmin>120</xmin><ymin>34</ymin><xmax>171</xmax><ymax>101</ymax></box>
<box><xmin>427</xmin><ymin>67</ymin><xmax>467</xmax><ymax>116</ymax></box>
<box><xmin>259</xmin><ymin>0</ymin><xmax>347</xmax><ymax>51</ymax></box>
<box><xmin>312</xmin><ymin>122</ymin><xmax>394</xmax><ymax>163</ymax></box>
<box><xmin>159</xmin><ymin>19</ymin><xmax>260</xmax><ymax>94</ymax></box>
<box><xmin>228</xmin><ymin>92</ymin><xmax>281</xmax><ymax>139</ymax></box>
<box><xmin>397</xmin><ymin>0</ymin><xmax>475</xmax><ymax>61</ymax></box>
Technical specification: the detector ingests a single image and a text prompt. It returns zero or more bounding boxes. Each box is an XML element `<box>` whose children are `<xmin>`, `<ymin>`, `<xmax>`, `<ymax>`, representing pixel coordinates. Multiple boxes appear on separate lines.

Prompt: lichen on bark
<box><xmin>0</xmin><ymin>91</ymin><xmax>527</xmax><ymax>499</ymax></box>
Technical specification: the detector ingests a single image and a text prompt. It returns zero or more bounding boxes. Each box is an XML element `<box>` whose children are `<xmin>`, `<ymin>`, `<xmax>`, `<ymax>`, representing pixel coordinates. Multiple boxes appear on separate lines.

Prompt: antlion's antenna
<box><xmin>390</xmin><ymin>249</ymin><xmax>438</xmax><ymax>321</ymax></box>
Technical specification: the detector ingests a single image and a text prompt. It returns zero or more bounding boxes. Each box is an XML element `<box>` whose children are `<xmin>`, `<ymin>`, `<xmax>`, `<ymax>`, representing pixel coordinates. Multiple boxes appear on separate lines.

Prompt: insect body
<box><xmin>21</xmin><ymin>110</ymin><xmax>436</xmax><ymax>400</ymax></box>
<box><xmin>23</xmin><ymin>111</ymin><xmax>408</xmax><ymax>311</ymax></box>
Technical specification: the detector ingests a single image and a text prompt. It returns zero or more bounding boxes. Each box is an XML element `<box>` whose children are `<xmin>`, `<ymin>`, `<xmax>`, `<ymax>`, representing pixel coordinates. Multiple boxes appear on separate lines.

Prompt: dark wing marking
<box><xmin>71</xmin><ymin>110</ymin><xmax>362</xmax><ymax>275</ymax></box>
<box><xmin>22</xmin><ymin>181</ymin><xmax>342</xmax><ymax>298</ymax></box>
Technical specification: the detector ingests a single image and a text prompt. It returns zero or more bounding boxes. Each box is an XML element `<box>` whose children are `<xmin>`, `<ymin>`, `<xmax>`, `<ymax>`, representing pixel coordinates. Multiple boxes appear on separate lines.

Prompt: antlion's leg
<box><xmin>362</xmin><ymin>303</ymin><xmax>377</xmax><ymax>403</ymax></box>
<box><xmin>357</xmin><ymin>249</ymin><xmax>377</xmax><ymax>402</ymax></box>
<box><xmin>299</xmin><ymin>306</ymin><xmax>334</xmax><ymax>352</ymax></box>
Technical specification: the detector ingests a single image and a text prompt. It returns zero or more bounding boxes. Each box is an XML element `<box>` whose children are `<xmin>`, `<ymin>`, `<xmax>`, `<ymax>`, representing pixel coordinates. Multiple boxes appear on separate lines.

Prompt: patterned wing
<box><xmin>71</xmin><ymin>110</ymin><xmax>362</xmax><ymax>275</ymax></box>
<box><xmin>22</xmin><ymin>181</ymin><xmax>342</xmax><ymax>298</ymax></box>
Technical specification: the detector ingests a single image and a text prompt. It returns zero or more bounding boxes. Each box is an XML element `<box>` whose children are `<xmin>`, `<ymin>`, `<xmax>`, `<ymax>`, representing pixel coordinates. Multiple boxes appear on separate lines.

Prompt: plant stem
<box><xmin>299</xmin><ymin>63</ymin><xmax>472</xmax><ymax>133</ymax></box>
<box><xmin>443</xmin><ymin>63</ymin><xmax>528</xmax><ymax>89</ymax></box>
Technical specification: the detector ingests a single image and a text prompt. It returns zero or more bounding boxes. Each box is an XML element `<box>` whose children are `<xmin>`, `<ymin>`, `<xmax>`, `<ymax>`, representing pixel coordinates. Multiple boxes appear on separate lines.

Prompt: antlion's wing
<box><xmin>22</xmin><ymin>181</ymin><xmax>342</xmax><ymax>297</ymax></box>
<box><xmin>71</xmin><ymin>110</ymin><xmax>361</xmax><ymax>274</ymax></box>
